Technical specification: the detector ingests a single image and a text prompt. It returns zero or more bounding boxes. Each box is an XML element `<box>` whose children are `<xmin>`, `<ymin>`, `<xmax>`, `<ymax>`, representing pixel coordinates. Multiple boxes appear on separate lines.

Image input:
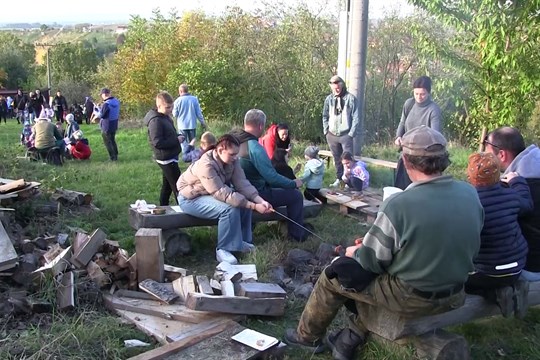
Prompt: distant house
<box><xmin>115</xmin><ymin>26</ymin><xmax>128</xmax><ymax>35</ymax></box>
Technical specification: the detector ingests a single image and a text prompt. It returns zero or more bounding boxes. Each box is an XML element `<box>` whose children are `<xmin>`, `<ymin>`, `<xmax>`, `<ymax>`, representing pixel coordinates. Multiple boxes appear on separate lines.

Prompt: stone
<box><xmin>285</xmin><ymin>249</ymin><xmax>314</xmax><ymax>270</ymax></box>
<box><xmin>268</xmin><ymin>266</ymin><xmax>287</xmax><ymax>286</ymax></box>
<box><xmin>294</xmin><ymin>283</ymin><xmax>314</xmax><ymax>299</ymax></box>
<box><xmin>315</xmin><ymin>243</ymin><xmax>336</xmax><ymax>265</ymax></box>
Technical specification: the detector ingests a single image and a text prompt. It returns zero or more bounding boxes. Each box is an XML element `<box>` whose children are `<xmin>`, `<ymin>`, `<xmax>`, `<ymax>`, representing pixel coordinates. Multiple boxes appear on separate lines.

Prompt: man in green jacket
<box><xmin>285</xmin><ymin>126</ymin><xmax>484</xmax><ymax>360</ymax></box>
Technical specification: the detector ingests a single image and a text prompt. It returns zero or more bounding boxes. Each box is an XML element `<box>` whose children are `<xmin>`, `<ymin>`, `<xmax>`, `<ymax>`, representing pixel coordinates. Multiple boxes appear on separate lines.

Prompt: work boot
<box><xmin>283</xmin><ymin>328</ymin><xmax>326</xmax><ymax>353</ymax></box>
<box><xmin>513</xmin><ymin>280</ymin><xmax>529</xmax><ymax>319</ymax></box>
<box><xmin>324</xmin><ymin>328</ymin><xmax>365</xmax><ymax>360</ymax></box>
<box><xmin>495</xmin><ymin>286</ymin><xmax>514</xmax><ymax>318</ymax></box>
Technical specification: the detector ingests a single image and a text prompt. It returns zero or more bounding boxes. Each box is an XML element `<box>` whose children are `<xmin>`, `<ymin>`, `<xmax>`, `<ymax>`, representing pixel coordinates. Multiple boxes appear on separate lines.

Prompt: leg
<box><xmin>183</xmin><ymin>129</ymin><xmax>196</xmax><ymax>143</ymax></box>
<box><xmin>239</xmin><ymin>207</ymin><xmax>253</xmax><ymax>244</ymax></box>
<box><xmin>340</xmin><ymin>134</ymin><xmax>354</xmax><ymax>156</ymax></box>
<box><xmin>259</xmin><ymin>188</ymin><xmax>305</xmax><ymax>240</ymax></box>
<box><xmin>102</xmin><ymin>132</ymin><xmax>113</xmax><ymax>160</ymax></box>
<box><xmin>109</xmin><ymin>130</ymin><xmax>118</xmax><ymax>160</ymax></box>
<box><xmin>158</xmin><ymin>162</ymin><xmax>181</xmax><ymax>206</ymax></box>
<box><xmin>349</xmin><ymin>177</ymin><xmax>364</xmax><ymax>191</ymax></box>
<box><xmin>326</xmin><ymin>132</ymin><xmax>343</xmax><ymax>179</ymax></box>
<box><xmin>178</xmin><ymin>195</ymin><xmax>244</xmax><ymax>252</ymax></box>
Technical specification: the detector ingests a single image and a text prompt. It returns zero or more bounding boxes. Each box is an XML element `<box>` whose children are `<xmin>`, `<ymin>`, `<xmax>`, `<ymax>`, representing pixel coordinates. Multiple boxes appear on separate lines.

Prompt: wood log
<box><xmin>196</xmin><ymin>275</ymin><xmax>214</xmax><ymax>295</ymax></box>
<box><xmin>172</xmin><ymin>275</ymin><xmax>196</xmax><ymax>302</ymax></box>
<box><xmin>0</xmin><ymin>179</ymin><xmax>26</xmax><ymax>194</ymax></box>
<box><xmin>34</xmin><ymin>245</ymin><xmax>72</xmax><ymax>276</ymax></box>
<box><xmin>135</xmin><ymin>228</ymin><xmax>164</xmax><ymax>282</ymax></box>
<box><xmin>71</xmin><ymin>228</ymin><xmax>106</xmax><ymax>268</ymax></box>
<box><xmin>238</xmin><ymin>282</ymin><xmax>287</xmax><ymax>299</ymax></box>
<box><xmin>57</xmin><ymin>271</ymin><xmax>75</xmax><ymax>311</ymax></box>
<box><xmin>11</xmin><ymin>253</ymin><xmax>38</xmax><ymax>286</ymax></box>
<box><xmin>139</xmin><ymin>279</ymin><xmax>178</xmax><ymax>304</ymax></box>
<box><xmin>220</xmin><ymin>280</ymin><xmax>235</xmax><ymax>297</ymax></box>
<box><xmin>51</xmin><ymin>188</ymin><xmax>92</xmax><ymax>206</ymax></box>
<box><xmin>409</xmin><ymin>330</ymin><xmax>470</xmax><ymax>360</ymax></box>
<box><xmin>185</xmin><ymin>293</ymin><xmax>286</xmax><ymax>316</ymax></box>
<box><xmin>0</xmin><ymin>220</ymin><xmax>18</xmax><ymax>271</ymax></box>
<box><xmin>87</xmin><ymin>260</ymin><xmax>110</xmax><ymax>288</ymax></box>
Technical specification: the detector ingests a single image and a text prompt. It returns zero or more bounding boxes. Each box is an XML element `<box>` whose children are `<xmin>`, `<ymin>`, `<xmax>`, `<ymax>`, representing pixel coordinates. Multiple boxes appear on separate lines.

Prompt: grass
<box><xmin>1</xmin><ymin>118</ymin><xmax>539</xmax><ymax>359</ymax></box>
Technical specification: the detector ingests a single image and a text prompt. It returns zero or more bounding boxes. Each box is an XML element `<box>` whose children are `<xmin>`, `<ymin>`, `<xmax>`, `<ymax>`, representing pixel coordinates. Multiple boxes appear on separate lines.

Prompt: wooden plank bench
<box><xmin>128</xmin><ymin>200</ymin><xmax>322</xmax><ymax>257</ymax></box>
<box><xmin>318</xmin><ymin>149</ymin><xmax>398</xmax><ymax>171</ymax></box>
<box><xmin>319</xmin><ymin>188</ymin><xmax>382</xmax><ymax>223</ymax></box>
<box><xmin>363</xmin><ymin>281</ymin><xmax>540</xmax><ymax>359</ymax></box>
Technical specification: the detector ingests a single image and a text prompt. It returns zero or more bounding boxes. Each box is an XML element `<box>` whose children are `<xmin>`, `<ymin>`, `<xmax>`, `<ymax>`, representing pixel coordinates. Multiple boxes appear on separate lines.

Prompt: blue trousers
<box><xmin>178</xmin><ymin>195</ymin><xmax>252</xmax><ymax>252</ymax></box>
<box><xmin>259</xmin><ymin>188</ymin><xmax>305</xmax><ymax>239</ymax></box>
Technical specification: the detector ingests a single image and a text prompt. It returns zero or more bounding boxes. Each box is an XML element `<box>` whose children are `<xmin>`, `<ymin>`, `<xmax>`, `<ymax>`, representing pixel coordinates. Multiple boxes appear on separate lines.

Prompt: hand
<box><xmin>254</xmin><ymin>202</ymin><xmax>273</xmax><ymax>214</ymax></box>
<box><xmin>345</xmin><ymin>243</ymin><xmax>362</xmax><ymax>257</ymax></box>
<box><xmin>202</xmin><ymin>123</ymin><xmax>208</xmax><ymax>130</ymax></box>
<box><xmin>178</xmin><ymin>135</ymin><xmax>185</xmax><ymax>143</ymax></box>
<box><xmin>189</xmin><ymin>138</ymin><xmax>196</xmax><ymax>146</ymax></box>
<box><xmin>394</xmin><ymin>137</ymin><xmax>402</xmax><ymax>146</ymax></box>
<box><xmin>501</xmin><ymin>172</ymin><xmax>519</xmax><ymax>183</ymax></box>
<box><xmin>294</xmin><ymin>179</ymin><xmax>303</xmax><ymax>188</ymax></box>
<box><xmin>324</xmin><ymin>257</ymin><xmax>375</xmax><ymax>292</ymax></box>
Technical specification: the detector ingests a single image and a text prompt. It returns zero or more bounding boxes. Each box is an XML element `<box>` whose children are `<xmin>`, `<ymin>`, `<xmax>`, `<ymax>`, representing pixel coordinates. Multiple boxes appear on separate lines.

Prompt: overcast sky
<box><xmin>0</xmin><ymin>0</ymin><xmax>414</xmax><ymax>24</ymax></box>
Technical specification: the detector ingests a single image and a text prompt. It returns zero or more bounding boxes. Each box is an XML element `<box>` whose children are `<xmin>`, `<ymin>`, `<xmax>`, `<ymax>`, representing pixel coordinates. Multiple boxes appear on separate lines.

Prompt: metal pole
<box><xmin>46</xmin><ymin>47</ymin><xmax>51</xmax><ymax>90</ymax></box>
<box><xmin>337</xmin><ymin>0</ymin><xmax>351</xmax><ymax>78</ymax></box>
<box><xmin>348</xmin><ymin>0</ymin><xmax>369</xmax><ymax>155</ymax></box>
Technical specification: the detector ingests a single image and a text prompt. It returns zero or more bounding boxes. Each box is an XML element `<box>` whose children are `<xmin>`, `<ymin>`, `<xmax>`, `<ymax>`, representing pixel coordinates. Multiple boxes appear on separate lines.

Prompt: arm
<box><xmin>199</xmin><ymin>163</ymin><xmax>249</xmax><ymax>207</ymax></box>
<box><xmin>506</xmin><ymin>175</ymin><xmax>534</xmax><ymax>215</ymax></box>
<box><xmin>299</xmin><ymin>167</ymin><xmax>311</xmax><ymax>183</ymax></box>
<box><xmin>322</xmin><ymin>96</ymin><xmax>330</xmax><ymax>135</ymax></box>
<box><xmin>53</xmin><ymin>126</ymin><xmax>62</xmax><ymax>141</ymax></box>
<box><xmin>348</xmin><ymin>94</ymin><xmax>360</xmax><ymax>138</ymax></box>
<box><xmin>172</xmin><ymin>98</ymin><xmax>180</xmax><ymax>119</ymax></box>
<box><xmin>429</xmin><ymin>103</ymin><xmax>442</xmax><ymax>132</ymax></box>
<box><xmin>195</xmin><ymin>99</ymin><xmax>206</xmax><ymax>127</ymax></box>
<box><xmin>249</xmin><ymin>141</ymin><xmax>296</xmax><ymax>189</ymax></box>
<box><xmin>261</xmin><ymin>133</ymin><xmax>276</xmax><ymax>159</ymax></box>
<box><xmin>148</xmin><ymin>119</ymin><xmax>179</xmax><ymax>150</ymax></box>
<box><xmin>396</xmin><ymin>98</ymin><xmax>414</xmax><ymax>138</ymax></box>
<box><xmin>182</xmin><ymin>145</ymin><xmax>201</xmax><ymax>162</ymax></box>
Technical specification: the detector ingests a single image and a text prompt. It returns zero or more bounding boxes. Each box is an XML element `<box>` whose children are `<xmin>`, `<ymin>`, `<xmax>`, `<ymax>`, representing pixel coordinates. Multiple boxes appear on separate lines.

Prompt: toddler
<box><xmin>299</xmin><ymin>145</ymin><xmax>326</xmax><ymax>203</ymax></box>
<box><xmin>340</xmin><ymin>152</ymin><xmax>369</xmax><ymax>191</ymax></box>
<box><xmin>182</xmin><ymin>131</ymin><xmax>217</xmax><ymax>163</ymax></box>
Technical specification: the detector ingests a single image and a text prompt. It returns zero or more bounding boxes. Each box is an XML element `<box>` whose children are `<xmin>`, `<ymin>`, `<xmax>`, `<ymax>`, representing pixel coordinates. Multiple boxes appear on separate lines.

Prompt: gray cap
<box><xmin>304</xmin><ymin>145</ymin><xmax>319</xmax><ymax>158</ymax></box>
<box><xmin>401</xmin><ymin>126</ymin><xmax>447</xmax><ymax>156</ymax></box>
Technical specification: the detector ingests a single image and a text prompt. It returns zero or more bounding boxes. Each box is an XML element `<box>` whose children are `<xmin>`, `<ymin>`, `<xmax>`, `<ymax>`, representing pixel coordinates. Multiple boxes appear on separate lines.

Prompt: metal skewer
<box><xmin>270</xmin><ymin>208</ymin><xmax>325</xmax><ymax>242</ymax></box>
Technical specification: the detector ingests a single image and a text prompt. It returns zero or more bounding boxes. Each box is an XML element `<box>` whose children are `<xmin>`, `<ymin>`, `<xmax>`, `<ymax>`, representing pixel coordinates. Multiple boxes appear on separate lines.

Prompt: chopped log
<box><xmin>196</xmin><ymin>275</ymin><xmax>214</xmax><ymax>295</ymax></box>
<box><xmin>135</xmin><ymin>228</ymin><xmax>164</xmax><ymax>282</ymax></box>
<box><xmin>43</xmin><ymin>243</ymin><xmax>64</xmax><ymax>264</ymax></box>
<box><xmin>210</xmin><ymin>279</ymin><xmax>221</xmax><ymax>294</ymax></box>
<box><xmin>0</xmin><ymin>221</ymin><xmax>18</xmax><ymax>271</ymax></box>
<box><xmin>172</xmin><ymin>275</ymin><xmax>196</xmax><ymax>302</ymax></box>
<box><xmin>220</xmin><ymin>280</ymin><xmax>235</xmax><ymax>297</ymax></box>
<box><xmin>238</xmin><ymin>282</ymin><xmax>287</xmax><ymax>299</ymax></box>
<box><xmin>72</xmin><ymin>232</ymin><xmax>89</xmax><ymax>255</ymax></box>
<box><xmin>139</xmin><ymin>279</ymin><xmax>178</xmax><ymax>304</ymax></box>
<box><xmin>0</xmin><ymin>179</ymin><xmax>26</xmax><ymax>194</ymax></box>
<box><xmin>57</xmin><ymin>271</ymin><xmax>75</xmax><ymax>311</ymax></box>
<box><xmin>216</xmin><ymin>262</ymin><xmax>257</xmax><ymax>281</ymax></box>
<box><xmin>410</xmin><ymin>330</ymin><xmax>470</xmax><ymax>360</ymax></box>
<box><xmin>20</xmin><ymin>239</ymin><xmax>35</xmax><ymax>254</ymax></box>
<box><xmin>51</xmin><ymin>188</ymin><xmax>93</xmax><ymax>206</ymax></box>
<box><xmin>28</xmin><ymin>299</ymin><xmax>53</xmax><ymax>313</ymax></box>
<box><xmin>34</xmin><ymin>246</ymin><xmax>72</xmax><ymax>276</ymax></box>
<box><xmin>115</xmin><ymin>249</ymin><xmax>130</xmax><ymax>268</ymax></box>
<box><xmin>71</xmin><ymin>228</ymin><xmax>106</xmax><ymax>268</ymax></box>
<box><xmin>185</xmin><ymin>293</ymin><xmax>286</xmax><ymax>316</ymax></box>
<box><xmin>115</xmin><ymin>289</ymin><xmax>155</xmax><ymax>300</ymax></box>
<box><xmin>12</xmin><ymin>253</ymin><xmax>38</xmax><ymax>286</ymax></box>
<box><xmin>87</xmin><ymin>260</ymin><xmax>110</xmax><ymax>288</ymax></box>
<box><xmin>127</xmin><ymin>253</ymin><xmax>137</xmax><ymax>271</ymax></box>
<box><xmin>163</xmin><ymin>264</ymin><xmax>189</xmax><ymax>281</ymax></box>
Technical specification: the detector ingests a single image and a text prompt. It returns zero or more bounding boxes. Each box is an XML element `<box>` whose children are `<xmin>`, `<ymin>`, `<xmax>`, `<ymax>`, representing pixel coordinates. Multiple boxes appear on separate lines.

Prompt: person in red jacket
<box><xmin>259</xmin><ymin>123</ymin><xmax>291</xmax><ymax>159</ymax></box>
<box><xmin>69</xmin><ymin>130</ymin><xmax>92</xmax><ymax>160</ymax></box>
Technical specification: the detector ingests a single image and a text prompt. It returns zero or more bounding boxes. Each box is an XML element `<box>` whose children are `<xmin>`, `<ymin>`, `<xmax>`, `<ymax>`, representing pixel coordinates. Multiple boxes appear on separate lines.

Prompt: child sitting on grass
<box><xmin>341</xmin><ymin>151</ymin><xmax>370</xmax><ymax>191</ymax></box>
<box><xmin>465</xmin><ymin>152</ymin><xmax>533</xmax><ymax>318</ymax></box>
<box><xmin>182</xmin><ymin>131</ymin><xmax>216</xmax><ymax>163</ymax></box>
<box><xmin>298</xmin><ymin>145</ymin><xmax>326</xmax><ymax>203</ymax></box>
<box><xmin>20</xmin><ymin>121</ymin><xmax>33</xmax><ymax>148</ymax></box>
<box><xmin>271</xmin><ymin>148</ymin><xmax>296</xmax><ymax>180</ymax></box>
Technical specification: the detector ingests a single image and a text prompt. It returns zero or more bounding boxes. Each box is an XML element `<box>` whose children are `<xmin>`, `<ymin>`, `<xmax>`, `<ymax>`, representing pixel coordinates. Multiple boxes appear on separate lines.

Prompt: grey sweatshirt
<box><xmin>396</xmin><ymin>97</ymin><xmax>442</xmax><ymax>137</ymax></box>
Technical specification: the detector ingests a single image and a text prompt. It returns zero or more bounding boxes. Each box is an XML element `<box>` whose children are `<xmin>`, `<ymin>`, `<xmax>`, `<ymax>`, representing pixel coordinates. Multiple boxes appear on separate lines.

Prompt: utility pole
<box><xmin>35</xmin><ymin>43</ymin><xmax>60</xmax><ymax>92</ymax></box>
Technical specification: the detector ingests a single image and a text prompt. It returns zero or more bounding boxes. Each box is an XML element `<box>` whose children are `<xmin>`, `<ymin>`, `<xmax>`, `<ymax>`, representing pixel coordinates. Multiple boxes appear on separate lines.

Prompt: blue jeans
<box><xmin>259</xmin><ymin>188</ymin><xmax>305</xmax><ymax>239</ymax></box>
<box><xmin>177</xmin><ymin>195</ymin><xmax>252</xmax><ymax>252</ymax></box>
<box><xmin>520</xmin><ymin>270</ymin><xmax>540</xmax><ymax>282</ymax></box>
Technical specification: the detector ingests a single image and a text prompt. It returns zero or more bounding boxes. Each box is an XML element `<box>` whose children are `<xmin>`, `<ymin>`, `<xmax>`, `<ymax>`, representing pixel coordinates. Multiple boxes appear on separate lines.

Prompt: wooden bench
<box><xmin>363</xmin><ymin>281</ymin><xmax>540</xmax><ymax>359</ymax></box>
<box><xmin>319</xmin><ymin>187</ymin><xmax>382</xmax><ymax>223</ymax></box>
<box><xmin>318</xmin><ymin>149</ymin><xmax>398</xmax><ymax>171</ymax></box>
<box><xmin>128</xmin><ymin>200</ymin><xmax>322</xmax><ymax>257</ymax></box>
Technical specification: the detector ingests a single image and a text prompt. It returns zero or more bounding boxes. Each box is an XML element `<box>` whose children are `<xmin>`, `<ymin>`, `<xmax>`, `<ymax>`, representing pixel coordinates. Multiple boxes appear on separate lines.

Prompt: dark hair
<box><xmin>340</xmin><ymin>151</ymin><xmax>354</xmax><ymax>162</ymax></box>
<box><xmin>413</xmin><ymin>76</ymin><xmax>432</xmax><ymax>93</ymax></box>
<box><xmin>277</xmin><ymin>123</ymin><xmax>289</xmax><ymax>131</ymax></box>
<box><xmin>275</xmin><ymin>123</ymin><xmax>290</xmax><ymax>150</ymax></box>
<box><xmin>403</xmin><ymin>152</ymin><xmax>451</xmax><ymax>174</ymax></box>
<box><xmin>271</xmin><ymin>148</ymin><xmax>288</xmax><ymax>167</ymax></box>
<box><xmin>488</xmin><ymin>127</ymin><xmax>525</xmax><ymax>158</ymax></box>
<box><xmin>156</xmin><ymin>91</ymin><xmax>173</xmax><ymax>104</ymax></box>
<box><xmin>204</xmin><ymin>134</ymin><xmax>240</xmax><ymax>155</ymax></box>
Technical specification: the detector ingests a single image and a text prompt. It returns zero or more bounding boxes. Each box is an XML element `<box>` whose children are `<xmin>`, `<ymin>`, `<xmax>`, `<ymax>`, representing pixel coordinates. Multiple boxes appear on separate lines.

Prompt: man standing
<box><xmin>144</xmin><ymin>91</ymin><xmax>182</xmax><ymax>206</ymax></box>
<box><xmin>99</xmin><ymin>88</ymin><xmax>121</xmax><ymax>161</ymax></box>
<box><xmin>172</xmin><ymin>84</ymin><xmax>206</xmax><ymax>143</ymax></box>
<box><xmin>231</xmin><ymin>109</ymin><xmax>307</xmax><ymax>242</ymax></box>
<box><xmin>52</xmin><ymin>90</ymin><xmax>68</xmax><ymax>123</ymax></box>
<box><xmin>323</xmin><ymin>75</ymin><xmax>360</xmax><ymax>187</ymax></box>
<box><xmin>483</xmin><ymin>127</ymin><xmax>540</xmax><ymax>281</ymax></box>
<box><xmin>285</xmin><ymin>126</ymin><xmax>483</xmax><ymax>359</ymax></box>
<box><xmin>14</xmin><ymin>88</ymin><xmax>28</xmax><ymax>124</ymax></box>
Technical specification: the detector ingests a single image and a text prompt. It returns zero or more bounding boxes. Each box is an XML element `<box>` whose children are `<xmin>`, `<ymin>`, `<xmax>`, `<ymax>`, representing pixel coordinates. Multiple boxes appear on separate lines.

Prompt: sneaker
<box><xmin>324</xmin><ymin>328</ymin><xmax>365</xmax><ymax>360</ymax></box>
<box><xmin>283</xmin><ymin>328</ymin><xmax>326</xmax><ymax>353</ymax></box>
<box><xmin>216</xmin><ymin>249</ymin><xmax>238</xmax><ymax>265</ymax></box>
<box><xmin>513</xmin><ymin>280</ymin><xmax>529</xmax><ymax>319</ymax></box>
<box><xmin>329</xmin><ymin>179</ymin><xmax>340</xmax><ymax>187</ymax></box>
<box><xmin>241</xmin><ymin>241</ymin><xmax>256</xmax><ymax>253</ymax></box>
<box><xmin>495</xmin><ymin>286</ymin><xmax>514</xmax><ymax>318</ymax></box>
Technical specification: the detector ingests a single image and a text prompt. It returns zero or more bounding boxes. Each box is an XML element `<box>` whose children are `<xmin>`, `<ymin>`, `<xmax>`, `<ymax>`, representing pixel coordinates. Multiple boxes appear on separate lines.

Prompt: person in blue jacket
<box><xmin>99</xmin><ymin>88</ymin><xmax>121</xmax><ymax>161</ymax></box>
<box><xmin>465</xmin><ymin>151</ymin><xmax>533</xmax><ymax>318</ymax></box>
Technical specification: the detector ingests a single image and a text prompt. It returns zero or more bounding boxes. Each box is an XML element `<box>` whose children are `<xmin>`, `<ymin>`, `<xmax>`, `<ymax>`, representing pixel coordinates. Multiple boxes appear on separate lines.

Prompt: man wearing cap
<box><xmin>99</xmin><ymin>88</ymin><xmax>121</xmax><ymax>161</ymax></box>
<box><xmin>285</xmin><ymin>126</ymin><xmax>484</xmax><ymax>359</ymax></box>
<box><xmin>483</xmin><ymin>127</ymin><xmax>540</xmax><ymax>281</ymax></box>
<box><xmin>322</xmin><ymin>75</ymin><xmax>360</xmax><ymax>187</ymax></box>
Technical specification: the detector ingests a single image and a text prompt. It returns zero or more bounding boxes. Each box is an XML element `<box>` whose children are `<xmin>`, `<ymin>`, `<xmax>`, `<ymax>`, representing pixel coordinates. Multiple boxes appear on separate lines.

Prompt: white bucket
<box><xmin>383</xmin><ymin>186</ymin><xmax>403</xmax><ymax>201</ymax></box>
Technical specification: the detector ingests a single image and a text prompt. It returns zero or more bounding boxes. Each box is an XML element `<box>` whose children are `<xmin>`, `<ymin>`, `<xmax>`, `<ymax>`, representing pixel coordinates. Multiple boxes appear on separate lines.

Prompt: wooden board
<box><xmin>185</xmin><ymin>293</ymin><xmax>286</xmax><ymax>316</ymax></box>
<box><xmin>0</xmin><ymin>221</ymin><xmax>18</xmax><ymax>271</ymax></box>
<box><xmin>238</xmin><ymin>282</ymin><xmax>287</xmax><ymax>299</ymax></box>
<box><xmin>71</xmin><ymin>228</ymin><xmax>106</xmax><ymax>268</ymax></box>
<box><xmin>135</xmin><ymin>228</ymin><xmax>164</xmax><ymax>282</ymax></box>
<box><xmin>0</xmin><ymin>178</ymin><xmax>26</xmax><ymax>193</ymax></box>
<box><xmin>57</xmin><ymin>271</ymin><xmax>75</xmax><ymax>311</ymax></box>
<box><xmin>196</xmin><ymin>275</ymin><xmax>214</xmax><ymax>295</ymax></box>
<box><xmin>140</xmin><ymin>279</ymin><xmax>178</xmax><ymax>304</ymax></box>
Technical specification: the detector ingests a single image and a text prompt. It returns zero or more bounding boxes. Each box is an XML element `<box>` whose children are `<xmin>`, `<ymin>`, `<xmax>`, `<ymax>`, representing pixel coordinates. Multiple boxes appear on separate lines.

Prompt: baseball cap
<box><xmin>401</xmin><ymin>125</ymin><xmax>447</xmax><ymax>156</ymax></box>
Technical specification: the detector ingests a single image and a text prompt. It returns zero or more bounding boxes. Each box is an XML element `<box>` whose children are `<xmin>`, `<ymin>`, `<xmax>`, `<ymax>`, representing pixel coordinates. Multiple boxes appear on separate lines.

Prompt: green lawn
<box><xmin>0</xmin><ymin>119</ymin><xmax>539</xmax><ymax>359</ymax></box>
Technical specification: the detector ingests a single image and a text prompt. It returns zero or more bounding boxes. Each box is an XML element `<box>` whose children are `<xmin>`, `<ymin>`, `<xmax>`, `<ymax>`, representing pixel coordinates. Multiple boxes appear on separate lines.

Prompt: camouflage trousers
<box><xmin>297</xmin><ymin>270</ymin><xmax>465</xmax><ymax>342</ymax></box>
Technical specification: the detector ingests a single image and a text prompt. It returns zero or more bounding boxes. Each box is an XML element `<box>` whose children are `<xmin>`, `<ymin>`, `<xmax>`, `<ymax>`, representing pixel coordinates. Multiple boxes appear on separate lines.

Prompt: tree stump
<box><xmin>163</xmin><ymin>229</ymin><xmax>192</xmax><ymax>258</ymax></box>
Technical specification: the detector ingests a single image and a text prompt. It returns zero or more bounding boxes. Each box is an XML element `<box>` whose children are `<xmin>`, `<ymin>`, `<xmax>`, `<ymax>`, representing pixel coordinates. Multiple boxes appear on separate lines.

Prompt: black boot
<box><xmin>324</xmin><ymin>328</ymin><xmax>365</xmax><ymax>360</ymax></box>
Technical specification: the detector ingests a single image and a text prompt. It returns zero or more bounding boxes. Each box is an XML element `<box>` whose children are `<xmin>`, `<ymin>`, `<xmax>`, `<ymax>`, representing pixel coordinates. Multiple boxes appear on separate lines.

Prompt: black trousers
<box><xmin>102</xmin><ymin>130</ymin><xmax>118</xmax><ymax>160</ymax></box>
<box><xmin>55</xmin><ymin>109</ymin><xmax>64</xmax><ymax>123</ymax></box>
<box><xmin>158</xmin><ymin>162</ymin><xmax>181</xmax><ymax>206</ymax></box>
<box><xmin>465</xmin><ymin>272</ymin><xmax>520</xmax><ymax>296</ymax></box>
<box><xmin>394</xmin><ymin>156</ymin><xmax>412</xmax><ymax>190</ymax></box>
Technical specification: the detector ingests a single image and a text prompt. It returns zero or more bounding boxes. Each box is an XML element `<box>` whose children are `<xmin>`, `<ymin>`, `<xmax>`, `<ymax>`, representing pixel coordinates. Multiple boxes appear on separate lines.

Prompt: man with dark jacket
<box><xmin>99</xmin><ymin>88</ymin><xmax>121</xmax><ymax>161</ymax></box>
<box><xmin>52</xmin><ymin>90</ymin><xmax>68</xmax><ymax>123</ymax></box>
<box><xmin>144</xmin><ymin>91</ymin><xmax>182</xmax><ymax>206</ymax></box>
<box><xmin>484</xmin><ymin>127</ymin><xmax>540</xmax><ymax>281</ymax></box>
<box><xmin>14</xmin><ymin>88</ymin><xmax>28</xmax><ymax>124</ymax></box>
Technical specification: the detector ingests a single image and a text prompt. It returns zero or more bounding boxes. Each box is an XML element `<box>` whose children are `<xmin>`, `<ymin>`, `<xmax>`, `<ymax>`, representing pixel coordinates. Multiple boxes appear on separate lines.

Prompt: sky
<box><xmin>0</xmin><ymin>0</ymin><xmax>414</xmax><ymax>24</ymax></box>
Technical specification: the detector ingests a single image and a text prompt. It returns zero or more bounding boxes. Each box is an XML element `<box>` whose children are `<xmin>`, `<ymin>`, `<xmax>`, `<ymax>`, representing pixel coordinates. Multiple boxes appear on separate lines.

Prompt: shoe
<box><xmin>513</xmin><ymin>280</ymin><xmax>529</xmax><ymax>319</ymax></box>
<box><xmin>216</xmin><ymin>249</ymin><xmax>238</xmax><ymax>265</ymax></box>
<box><xmin>495</xmin><ymin>286</ymin><xmax>514</xmax><ymax>318</ymax></box>
<box><xmin>283</xmin><ymin>328</ymin><xmax>326</xmax><ymax>354</ymax></box>
<box><xmin>241</xmin><ymin>241</ymin><xmax>255</xmax><ymax>253</ymax></box>
<box><xmin>324</xmin><ymin>328</ymin><xmax>365</xmax><ymax>360</ymax></box>
<box><xmin>329</xmin><ymin>179</ymin><xmax>340</xmax><ymax>187</ymax></box>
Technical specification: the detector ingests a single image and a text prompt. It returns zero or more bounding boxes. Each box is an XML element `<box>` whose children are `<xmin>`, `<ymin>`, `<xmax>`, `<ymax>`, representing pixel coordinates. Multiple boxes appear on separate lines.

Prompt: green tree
<box><xmin>48</xmin><ymin>42</ymin><xmax>100</xmax><ymax>83</ymax></box>
<box><xmin>0</xmin><ymin>32</ymin><xmax>36</xmax><ymax>89</ymax></box>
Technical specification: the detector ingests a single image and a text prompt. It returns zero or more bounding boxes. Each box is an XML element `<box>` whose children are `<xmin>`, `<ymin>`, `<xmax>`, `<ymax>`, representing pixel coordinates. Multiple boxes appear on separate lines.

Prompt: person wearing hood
<box><xmin>99</xmin><ymin>87</ymin><xmax>121</xmax><ymax>161</ymax></box>
<box><xmin>483</xmin><ymin>127</ymin><xmax>540</xmax><ymax>282</ymax></box>
<box><xmin>299</xmin><ymin>145</ymin><xmax>326</xmax><ymax>203</ymax></box>
<box><xmin>323</xmin><ymin>75</ymin><xmax>360</xmax><ymax>188</ymax></box>
<box><xmin>144</xmin><ymin>91</ymin><xmax>182</xmax><ymax>206</ymax></box>
<box><xmin>394</xmin><ymin>76</ymin><xmax>442</xmax><ymax>189</ymax></box>
<box><xmin>260</xmin><ymin>123</ymin><xmax>291</xmax><ymax>160</ymax></box>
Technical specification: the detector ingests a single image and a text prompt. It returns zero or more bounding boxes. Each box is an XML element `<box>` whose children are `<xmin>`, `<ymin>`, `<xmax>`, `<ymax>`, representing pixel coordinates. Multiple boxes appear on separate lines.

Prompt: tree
<box><xmin>48</xmin><ymin>42</ymin><xmax>100</xmax><ymax>83</ymax></box>
<box><xmin>0</xmin><ymin>32</ymin><xmax>36</xmax><ymax>89</ymax></box>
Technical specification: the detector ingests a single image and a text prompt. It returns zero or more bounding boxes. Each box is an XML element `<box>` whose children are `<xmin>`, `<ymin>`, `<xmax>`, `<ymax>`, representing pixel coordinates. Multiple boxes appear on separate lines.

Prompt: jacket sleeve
<box><xmin>148</xmin><ymin>119</ymin><xmax>179</xmax><ymax>150</ymax></box>
<box><xmin>231</xmin><ymin>161</ymin><xmax>259</xmax><ymax>201</ymax></box>
<box><xmin>429</xmin><ymin>103</ymin><xmax>443</xmax><ymax>132</ymax></box>
<box><xmin>249</xmin><ymin>140</ymin><xmax>296</xmax><ymax>189</ymax></box>
<box><xmin>195</xmin><ymin>99</ymin><xmax>205</xmax><ymax>125</ymax></box>
<box><xmin>198</xmin><ymin>162</ymin><xmax>248</xmax><ymax>207</ymax></box>
<box><xmin>299</xmin><ymin>167</ymin><xmax>312</xmax><ymax>182</ymax></box>
<box><xmin>509</xmin><ymin>176</ymin><xmax>534</xmax><ymax>215</ymax></box>
<box><xmin>172</xmin><ymin>98</ymin><xmax>181</xmax><ymax>119</ymax></box>
<box><xmin>260</xmin><ymin>131</ymin><xmax>276</xmax><ymax>159</ymax></box>
<box><xmin>322</xmin><ymin>96</ymin><xmax>330</xmax><ymax>135</ymax></box>
<box><xmin>348</xmin><ymin>94</ymin><xmax>360</xmax><ymax>138</ymax></box>
<box><xmin>396</xmin><ymin>98</ymin><xmax>414</xmax><ymax>138</ymax></box>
